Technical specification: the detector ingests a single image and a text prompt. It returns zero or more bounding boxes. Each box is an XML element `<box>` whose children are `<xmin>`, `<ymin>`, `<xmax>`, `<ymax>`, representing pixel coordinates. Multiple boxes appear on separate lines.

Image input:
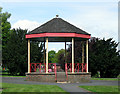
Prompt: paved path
<box><xmin>58</xmin><ymin>84</ymin><xmax>93</xmax><ymax>94</ymax></box>
<box><xmin>1</xmin><ymin>77</ymin><xmax>118</xmax><ymax>93</ymax></box>
<box><xmin>2</xmin><ymin>77</ymin><xmax>118</xmax><ymax>86</ymax></box>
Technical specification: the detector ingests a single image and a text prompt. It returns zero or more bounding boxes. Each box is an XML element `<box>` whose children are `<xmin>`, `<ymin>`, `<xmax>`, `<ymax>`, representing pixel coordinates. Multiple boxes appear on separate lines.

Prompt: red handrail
<box><xmin>30</xmin><ymin>63</ymin><xmax>31</xmax><ymax>73</ymax></box>
<box><xmin>40</xmin><ymin>63</ymin><xmax>41</xmax><ymax>73</ymax></box>
<box><xmin>82</xmin><ymin>63</ymin><xmax>83</xmax><ymax>72</ymax></box>
<box><xmin>54</xmin><ymin>63</ymin><xmax>57</xmax><ymax>81</ymax></box>
<box><xmin>65</xmin><ymin>63</ymin><xmax>68</xmax><ymax>80</ymax></box>
<box><xmin>85</xmin><ymin>63</ymin><xmax>87</xmax><ymax>72</ymax></box>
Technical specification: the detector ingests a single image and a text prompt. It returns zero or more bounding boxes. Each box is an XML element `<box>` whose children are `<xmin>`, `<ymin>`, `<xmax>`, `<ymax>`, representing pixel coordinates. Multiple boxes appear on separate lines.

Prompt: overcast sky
<box><xmin>1</xmin><ymin>0</ymin><xmax>119</xmax><ymax>52</ymax></box>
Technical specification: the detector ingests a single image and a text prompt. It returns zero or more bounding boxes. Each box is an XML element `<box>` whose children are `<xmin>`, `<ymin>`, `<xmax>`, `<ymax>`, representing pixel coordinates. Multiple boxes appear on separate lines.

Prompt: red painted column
<box><xmin>77</xmin><ymin>63</ymin><xmax>79</xmax><ymax>72</ymax></box>
<box><xmin>34</xmin><ymin>63</ymin><xmax>36</xmax><ymax>72</ymax></box>
<box><xmin>30</xmin><ymin>63</ymin><xmax>31</xmax><ymax>73</ymax></box>
<box><xmin>65</xmin><ymin>63</ymin><xmax>68</xmax><ymax>80</ymax></box>
<box><xmin>55</xmin><ymin>63</ymin><xmax>57</xmax><ymax>80</ymax></box>
<box><xmin>82</xmin><ymin>63</ymin><xmax>83</xmax><ymax>72</ymax></box>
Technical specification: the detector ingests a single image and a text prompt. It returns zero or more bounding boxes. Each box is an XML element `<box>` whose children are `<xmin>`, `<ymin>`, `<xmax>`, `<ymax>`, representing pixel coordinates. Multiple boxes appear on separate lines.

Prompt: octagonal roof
<box><xmin>26</xmin><ymin>17</ymin><xmax>91</xmax><ymax>42</ymax></box>
<box><xmin>27</xmin><ymin>17</ymin><xmax>90</xmax><ymax>35</ymax></box>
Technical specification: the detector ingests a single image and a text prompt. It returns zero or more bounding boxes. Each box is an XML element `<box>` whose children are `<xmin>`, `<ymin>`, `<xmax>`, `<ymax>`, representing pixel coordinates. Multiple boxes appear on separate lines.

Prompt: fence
<box><xmin>30</xmin><ymin>63</ymin><xmax>57</xmax><ymax>80</ymax></box>
<box><xmin>30</xmin><ymin>63</ymin><xmax>86</xmax><ymax>81</ymax></box>
<box><xmin>65</xmin><ymin>63</ymin><xmax>87</xmax><ymax>80</ymax></box>
<box><xmin>65</xmin><ymin>63</ymin><xmax>87</xmax><ymax>73</ymax></box>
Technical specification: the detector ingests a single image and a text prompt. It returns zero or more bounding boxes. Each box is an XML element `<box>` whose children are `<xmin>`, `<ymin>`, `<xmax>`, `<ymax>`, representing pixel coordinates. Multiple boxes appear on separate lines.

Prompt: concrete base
<box><xmin>26</xmin><ymin>72</ymin><xmax>91</xmax><ymax>83</ymax></box>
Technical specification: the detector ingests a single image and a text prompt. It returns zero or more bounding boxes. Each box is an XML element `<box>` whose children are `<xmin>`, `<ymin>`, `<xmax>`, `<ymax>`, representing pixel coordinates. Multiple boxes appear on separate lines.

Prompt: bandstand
<box><xmin>25</xmin><ymin>15</ymin><xmax>91</xmax><ymax>83</ymax></box>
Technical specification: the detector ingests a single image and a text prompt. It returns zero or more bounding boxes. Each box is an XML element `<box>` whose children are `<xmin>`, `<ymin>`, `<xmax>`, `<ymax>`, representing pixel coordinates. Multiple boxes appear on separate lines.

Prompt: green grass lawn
<box><xmin>1</xmin><ymin>71</ymin><xmax>8</xmax><ymax>75</ymax></box>
<box><xmin>0</xmin><ymin>75</ymin><xmax>26</xmax><ymax>77</ymax></box>
<box><xmin>79</xmin><ymin>86</ymin><xmax>119</xmax><ymax>93</ymax></box>
<box><xmin>2</xmin><ymin>83</ymin><xmax>67</xmax><ymax>93</ymax></box>
<box><xmin>91</xmin><ymin>78</ymin><xmax>118</xmax><ymax>81</ymax></box>
<box><xmin>0</xmin><ymin>67</ymin><xmax>2</xmax><ymax>71</ymax></box>
<box><xmin>0</xmin><ymin>71</ymin><xmax>26</xmax><ymax>77</ymax></box>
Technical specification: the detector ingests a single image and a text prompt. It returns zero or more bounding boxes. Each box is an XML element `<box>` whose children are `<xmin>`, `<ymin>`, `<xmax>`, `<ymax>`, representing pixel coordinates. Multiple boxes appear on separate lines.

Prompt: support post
<box><xmin>46</xmin><ymin>38</ymin><xmax>48</xmax><ymax>73</ymax></box>
<box><xmin>72</xmin><ymin>38</ymin><xmax>74</xmax><ymax>73</ymax></box>
<box><xmin>44</xmin><ymin>39</ymin><xmax>45</xmax><ymax>65</ymax></box>
<box><xmin>65</xmin><ymin>42</ymin><xmax>66</xmax><ymax>63</ymax></box>
<box><xmin>82</xmin><ymin>42</ymin><xmax>84</xmax><ymax>72</ymax></box>
<box><xmin>28</xmin><ymin>39</ymin><xmax>30</xmax><ymax>73</ymax></box>
<box><xmin>86</xmin><ymin>40</ymin><xmax>88</xmax><ymax>73</ymax></box>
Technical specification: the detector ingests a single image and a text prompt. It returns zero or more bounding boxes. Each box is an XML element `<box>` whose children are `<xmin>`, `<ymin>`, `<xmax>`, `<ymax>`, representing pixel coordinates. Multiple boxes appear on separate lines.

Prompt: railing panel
<box><xmin>30</xmin><ymin>63</ymin><xmax>57</xmax><ymax>72</ymax></box>
<box><xmin>65</xmin><ymin>63</ymin><xmax>87</xmax><ymax>73</ymax></box>
<box><xmin>30</xmin><ymin>63</ymin><xmax>57</xmax><ymax>81</ymax></box>
<box><xmin>30</xmin><ymin>63</ymin><xmax>87</xmax><ymax>73</ymax></box>
<box><xmin>30</xmin><ymin>63</ymin><xmax>46</xmax><ymax>72</ymax></box>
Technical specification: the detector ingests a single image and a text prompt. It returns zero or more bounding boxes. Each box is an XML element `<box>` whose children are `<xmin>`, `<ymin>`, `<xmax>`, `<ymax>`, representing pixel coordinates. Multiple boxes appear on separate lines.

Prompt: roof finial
<box><xmin>56</xmin><ymin>15</ymin><xmax>59</xmax><ymax>18</ymax></box>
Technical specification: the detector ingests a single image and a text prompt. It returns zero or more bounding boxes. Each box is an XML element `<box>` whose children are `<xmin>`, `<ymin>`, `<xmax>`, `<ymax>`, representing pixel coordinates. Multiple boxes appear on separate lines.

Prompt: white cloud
<box><xmin>12</xmin><ymin>20</ymin><xmax>41</xmax><ymax>31</ymax></box>
<box><xmin>67</xmin><ymin>5</ymin><xmax>118</xmax><ymax>42</ymax></box>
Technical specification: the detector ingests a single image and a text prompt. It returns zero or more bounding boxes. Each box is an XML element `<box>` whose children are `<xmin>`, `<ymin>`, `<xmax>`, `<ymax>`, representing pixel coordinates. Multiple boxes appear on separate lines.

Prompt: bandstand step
<box><xmin>57</xmin><ymin>81</ymin><xmax>67</xmax><ymax>83</ymax></box>
<box><xmin>57</xmin><ymin>72</ymin><xmax>66</xmax><ymax>82</ymax></box>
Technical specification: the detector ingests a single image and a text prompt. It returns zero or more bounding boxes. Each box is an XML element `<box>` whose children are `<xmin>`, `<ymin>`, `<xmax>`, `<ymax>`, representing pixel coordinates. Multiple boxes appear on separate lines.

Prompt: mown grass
<box><xmin>2</xmin><ymin>83</ymin><xmax>67</xmax><ymax>93</ymax></box>
<box><xmin>91</xmin><ymin>78</ymin><xmax>118</xmax><ymax>81</ymax></box>
<box><xmin>1</xmin><ymin>75</ymin><xmax>26</xmax><ymax>77</ymax></box>
<box><xmin>79</xmin><ymin>86</ymin><xmax>119</xmax><ymax>93</ymax></box>
<box><xmin>0</xmin><ymin>71</ymin><xmax>26</xmax><ymax>77</ymax></box>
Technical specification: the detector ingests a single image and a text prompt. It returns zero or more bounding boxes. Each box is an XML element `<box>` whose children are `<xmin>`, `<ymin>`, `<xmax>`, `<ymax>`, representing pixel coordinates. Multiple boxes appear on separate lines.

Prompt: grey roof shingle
<box><xmin>27</xmin><ymin>17</ymin><xmax>90</xmax><ymax>35</ymax></box>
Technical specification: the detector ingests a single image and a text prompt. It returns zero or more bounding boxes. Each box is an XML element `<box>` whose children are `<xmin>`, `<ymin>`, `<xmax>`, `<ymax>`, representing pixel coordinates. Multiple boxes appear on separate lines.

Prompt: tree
<box><xmin>1</xmin><ymin>8</ymin><xmax>44</xmax><ymax>75</ymax></box>
<box><xmin>89</xmin><ymin>38</ymin><xmax>120</xmax><ymax>78</ymax></box>
<box><xmin>67</xmin><ymin>41</ymin><xmax>82</xmax><ymax>63</ymax></box>
<box><xmin>31</xmin><ymin>42</ymin><xmax>44</xmax><ymax>63</ymax></box>
<box><xmin>4</xmin><ymin>28</ymin><xmax>27</xmax><ymax>75</ymax></box>
<box><xmin>88</xmin><ymin>37</ymin><xmax>99</xmax><ymax>77</ymax></box>
<box><xmin>48</xmin><ymin>50</ymin><xmax>56</xmax><ymax>63</ymax></box>
<box><xmin>1</xmin><ymin>7</ymin><xmax>11</xmax><ymax>67</ymax></box>
<box><xmin>1</xmin><ymin>7</ymin><xmax>11</xmax><ymax>47</ymax></box>
<box><xmin>67</xmin><ymin>37</ymin><xmax>120</xmax><ymax>78</ymax></box>
<box><xmin>56</xmin><ymin>49</ymin><xmax>65</xmax><ymax>70</ymax></box>
<box><xmin>5</xmin><ymin>28</ymin><xmax>44</xmax><ymax>75</ymax></box>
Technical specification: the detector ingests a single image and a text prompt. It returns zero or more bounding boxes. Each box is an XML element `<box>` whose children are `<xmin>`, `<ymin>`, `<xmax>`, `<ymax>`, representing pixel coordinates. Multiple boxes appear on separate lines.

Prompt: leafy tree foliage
<box><xmin>56</xmin><ymin>49</ymin><xmax>65</xmax><ymax>70</ymax></box>
<box><xmin>67</xmin><ymin>37</ymin><xmax>120</xmax><ymax>78</ymax></box>
<box><xmin>4</xmin><ymin>29</ymin><xmax>27</xmax><ymax>75</ymax></box>
<box><xmin>31</xmin><ymin>42</ymin><xmax>44</xmax><ymax>63</ymax></box>
<box><xmin>48</xmin><ymin>50</ymin><xmax>56</xmax><ymax>63</ymax></box>
<box><xmin>88</xmin><ymin>37</ymin><xmax>98</xmax><ymax>77</ymax></box>
<box><xmin>0</xmin><ymin>7</ymin><xmax>11</xmax><ymax>47</ymax></box>
<box><xmin>4</xmin><ymin>28</ymin><xmax>43</xmax><ymax>75</ymax></box>
<box><xmin>1</xmin><ymin>8</ymin><xmax>44</xmax><ymax>75</ymax></box>
<box><xmin>48</xmin><ymin>49</ymin><xmax>65</xmax><ymax>64</ymax></box>
<box><xmin>67</xmin><ymin>41</ymin><xmax>83</xmax><ymax>63</ymax></box>
<box><xmin>0</xmin><ymin>7</ymin><xmax>11</xmax><ymax>66</ymax></box>
<box><xmin>89</xmin><ymin>38</ymin><xmax>120</xmax><ymax>78</ymax></box>
<box><xmin>48</xmin><ymin>49</ymin><xmax>65</xmax><ymax>70</ymax></box>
